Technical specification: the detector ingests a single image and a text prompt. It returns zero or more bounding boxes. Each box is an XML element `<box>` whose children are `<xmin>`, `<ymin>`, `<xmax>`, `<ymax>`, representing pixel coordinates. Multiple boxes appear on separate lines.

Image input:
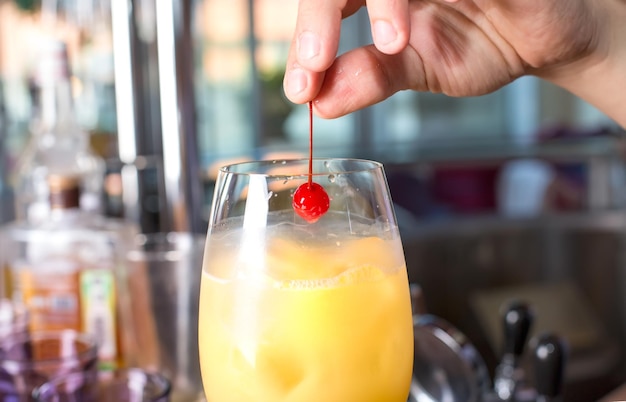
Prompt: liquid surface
<box><xmin>198</xmin><ymin>221</ymin><xmax>413</xmax><ymax>402</ymax></box>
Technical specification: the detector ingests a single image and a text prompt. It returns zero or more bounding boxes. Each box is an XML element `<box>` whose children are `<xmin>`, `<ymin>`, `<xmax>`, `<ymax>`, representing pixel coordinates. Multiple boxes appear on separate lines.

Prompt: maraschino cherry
<box><xmin>292</xmin><ymin>101</ymin><xmax>330</xmax><ymax>223</ymax></box>
<box><xmin>293</xmin><ymin>182</ymin><xmax>329</xmax><ymax>223</ymax></box>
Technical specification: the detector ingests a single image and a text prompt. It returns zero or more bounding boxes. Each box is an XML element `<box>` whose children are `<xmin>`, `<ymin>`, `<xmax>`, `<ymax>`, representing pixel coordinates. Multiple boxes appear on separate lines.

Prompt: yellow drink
<box><xmin>198</xmin><ymin>227</ymin><xmax>413</xmax><ymax>402</ymax></box>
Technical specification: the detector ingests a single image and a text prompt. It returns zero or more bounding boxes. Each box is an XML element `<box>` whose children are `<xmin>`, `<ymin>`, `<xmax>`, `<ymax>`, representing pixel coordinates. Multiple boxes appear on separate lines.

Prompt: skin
<box><xmin>283</xmin><ymin>0</ymin><xmax>626</xmax><ymax>128</ymax></box>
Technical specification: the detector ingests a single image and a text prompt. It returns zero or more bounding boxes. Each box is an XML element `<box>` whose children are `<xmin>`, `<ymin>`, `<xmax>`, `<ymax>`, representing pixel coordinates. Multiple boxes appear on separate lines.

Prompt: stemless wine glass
<box><xmin>198</xmin><ymin>158</ymin><xmax>414</xmax><ymax>402</ymax></box>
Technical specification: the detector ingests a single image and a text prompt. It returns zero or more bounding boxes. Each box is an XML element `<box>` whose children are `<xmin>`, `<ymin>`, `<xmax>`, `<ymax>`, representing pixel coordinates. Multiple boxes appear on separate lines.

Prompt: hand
<box><xmin>283</xmin><ymin>0</ymin><xmax>616</xmax><ymax>120</ymax></box>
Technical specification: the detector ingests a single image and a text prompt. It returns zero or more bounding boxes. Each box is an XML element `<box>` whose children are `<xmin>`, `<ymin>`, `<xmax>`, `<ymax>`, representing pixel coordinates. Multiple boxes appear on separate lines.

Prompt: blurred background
<box><xmin>1</xmin><ymin>0</ymin><xmax>626</xmax><ymax>401</ymax></box>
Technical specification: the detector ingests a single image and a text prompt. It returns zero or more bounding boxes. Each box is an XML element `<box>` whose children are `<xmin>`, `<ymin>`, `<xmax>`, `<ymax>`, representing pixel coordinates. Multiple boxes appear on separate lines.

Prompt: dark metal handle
<box><xmin>532</xmin><ymin>332</ymin><xmax>568</xmax><ymax>399</ymax></box>
<box><xmin>410</xmin><ymin>283</ymin><xmax>428</xmax><ymax>316</ymax></box>
<box><xmin>502</xmin><ymin>300</ymin><xmax>534</xmax><ymax>357</ymax></box>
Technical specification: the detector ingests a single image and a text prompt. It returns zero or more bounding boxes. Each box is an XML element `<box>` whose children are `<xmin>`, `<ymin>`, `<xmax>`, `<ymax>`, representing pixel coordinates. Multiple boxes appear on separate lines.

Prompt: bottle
<box><xmin>1</xmin><ymin>173</ymin><xmax>138</xmax><ymax>370</ymax></box>
<box><xmin>12</xmin><ymin>39</ymin><xmax>105</xmax><ymax>223</ymax></box>
<box><xmin>1</xmin><ymin>79</ymin><xmax>12</xmax><ymax>224</ymax></box>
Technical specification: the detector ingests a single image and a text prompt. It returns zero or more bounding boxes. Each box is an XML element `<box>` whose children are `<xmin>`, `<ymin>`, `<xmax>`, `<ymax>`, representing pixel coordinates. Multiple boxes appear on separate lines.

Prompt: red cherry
<box><xmin>292</xmin><ymin>182</ymin><xmax>330</xmax><ymax>223</ymax></box>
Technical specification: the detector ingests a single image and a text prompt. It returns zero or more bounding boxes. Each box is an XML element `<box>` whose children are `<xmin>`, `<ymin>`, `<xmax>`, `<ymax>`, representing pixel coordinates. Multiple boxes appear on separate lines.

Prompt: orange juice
<box><xmin>198</xmin><ymin>225</ymin><xmax>413</xmax><ymax>402</ymax></box>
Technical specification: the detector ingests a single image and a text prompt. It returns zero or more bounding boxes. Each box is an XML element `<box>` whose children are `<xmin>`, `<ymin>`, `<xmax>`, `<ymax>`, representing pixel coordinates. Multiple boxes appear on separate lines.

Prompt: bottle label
<box><xmin>20</xmin><ymin>262</ymin><xmax>81</xmax><ymax>332</ymax></box>
<box><xmin>80</xmin><ymin>269</ymin><xmax>118</xmax><ymax>370</ymax></box>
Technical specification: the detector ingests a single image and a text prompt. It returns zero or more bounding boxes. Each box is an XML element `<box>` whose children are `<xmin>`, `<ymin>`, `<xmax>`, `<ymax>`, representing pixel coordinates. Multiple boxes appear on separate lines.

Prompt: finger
<box><xmin>283</xmin><ymin>63</ymin><xmax>326</xmax><ymax>105</ymax></box>
<box><xmin>292</xmin><ymin>0</ymin><xmax>351</xmax><ymax>71</ymax></box>
<box><xmin>284</xmin><ymin>0</ymin><xmax>355</xmax><ymax>104</ymax></box>
<box><xmin>312</xmin><ymin>45</ymin><xmax>423</xmax><ymax>118</ymax></box>
<box><xmin>367</xmin><ymin>0</ymin><xmax>411</xmax><ymax>54</ymax></box>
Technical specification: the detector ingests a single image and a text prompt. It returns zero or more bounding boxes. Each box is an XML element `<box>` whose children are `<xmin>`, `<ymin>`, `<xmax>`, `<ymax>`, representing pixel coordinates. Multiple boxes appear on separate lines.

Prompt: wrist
<box><xmin>537</xmin><ymin>0</ymin><xmax>626</xmax><ymax>128</ymax></box>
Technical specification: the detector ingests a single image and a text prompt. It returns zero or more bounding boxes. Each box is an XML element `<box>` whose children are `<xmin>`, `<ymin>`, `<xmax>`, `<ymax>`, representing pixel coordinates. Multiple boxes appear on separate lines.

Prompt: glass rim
<box><xmin>126</xmin><ymin>232</ymin><xmax>205</xmax><ymax>262</ymax></box>
<box><xmin>218</xmin><ymin>158</ymin><xmax>384</xmax><ymax>178</ymax></box>
<box><xmin>0</xmin><ymin>329</ymin><xmax>98</xmax><ymax>366</ymax></box>
<box><xmin>33</xmin><ymin>368</ymin><xmax>172</xmax><ymax>400</ymax></box>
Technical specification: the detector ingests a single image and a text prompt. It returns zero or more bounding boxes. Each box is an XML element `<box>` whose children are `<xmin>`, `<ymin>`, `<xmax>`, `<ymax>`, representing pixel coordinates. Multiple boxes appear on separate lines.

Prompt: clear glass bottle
<box><xmin>0</xmin><ymin>174</ymin><xmax>138</xmax><ymax>370</ymax></box>
<box><xmin>12</xmin><ymin>39</ymin><xmax>105</xmax><ymax>223</ymax></box>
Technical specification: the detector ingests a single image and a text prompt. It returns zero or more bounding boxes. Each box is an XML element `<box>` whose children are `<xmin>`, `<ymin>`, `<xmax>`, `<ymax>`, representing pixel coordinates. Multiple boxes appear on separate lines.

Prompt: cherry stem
<box><xmin>308</xmin><ymin>101</ymin><xmax>313</xmax><ymax>186</ymax></box>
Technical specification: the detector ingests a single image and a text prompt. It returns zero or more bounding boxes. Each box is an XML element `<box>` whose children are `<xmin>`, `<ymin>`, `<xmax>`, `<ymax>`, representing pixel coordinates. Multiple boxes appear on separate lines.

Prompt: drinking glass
<box><xmin>33</xmin><ymin>368</ymin><xmax>171</xmax><ymax>402</ymax></box>
<box><xmin>121</xmin><ymin>232</ymin><xmax>205</xmax><ymax>402</ymax></box>
<box><xmin>198</xmin><ymin>158</ymin><xmax>414</xmax><ymax>402</ymax></box>
<box><xmin>0</xmin><ymin>330</ymin><xmax>98</xmax><ymax>401</ymax></box>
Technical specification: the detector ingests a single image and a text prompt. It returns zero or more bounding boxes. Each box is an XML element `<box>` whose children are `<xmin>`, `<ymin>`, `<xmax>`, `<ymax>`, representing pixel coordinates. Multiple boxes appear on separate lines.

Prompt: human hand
<box><xmin>283</xmin><ymin>0</ymin><xmax>611</xmax><ymax>119</ymax></box>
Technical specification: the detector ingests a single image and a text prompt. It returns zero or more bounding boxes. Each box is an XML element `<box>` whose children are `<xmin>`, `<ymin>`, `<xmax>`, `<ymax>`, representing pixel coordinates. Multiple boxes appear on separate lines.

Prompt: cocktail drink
<box><xmin>199</xmin><ymin>159</ymin><xmax>413</xmax><ymax>402</ymax></box>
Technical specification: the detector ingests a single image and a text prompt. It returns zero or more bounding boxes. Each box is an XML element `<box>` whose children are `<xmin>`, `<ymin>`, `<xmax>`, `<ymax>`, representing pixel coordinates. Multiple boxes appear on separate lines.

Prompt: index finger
<box><xmin>367</xmin><ymin>0</ymin><xmax>410</xmax><ymax>54</ymax></box>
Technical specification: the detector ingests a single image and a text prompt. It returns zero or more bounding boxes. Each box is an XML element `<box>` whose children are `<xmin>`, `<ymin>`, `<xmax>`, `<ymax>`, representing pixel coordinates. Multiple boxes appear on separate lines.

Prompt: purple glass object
<box><xmin>33</xmin><ymin>368</ymin><xmax>171</xmax><ymax>402</ymax></box>
<box><xmin>0</xmin><ymin>330</ymin><xmax>98</xmax><ymax>401</ymax></box>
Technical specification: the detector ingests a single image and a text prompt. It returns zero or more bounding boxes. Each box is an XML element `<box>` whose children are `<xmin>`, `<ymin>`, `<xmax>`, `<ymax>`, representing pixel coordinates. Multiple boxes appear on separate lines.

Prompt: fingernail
<box><xmin>286</xmin><ymin>68</ymin><xmax>307</xmax><ymax>96</ymax></box>
<box><xmin>298</xmin><ymin>31</ymin><xmax>320</xmax><ymax>60</ymax></box>
<box><xmin>373</xmin><ymin>20</ymin><xmax>397</xmax><ymax>46</ymax></box>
